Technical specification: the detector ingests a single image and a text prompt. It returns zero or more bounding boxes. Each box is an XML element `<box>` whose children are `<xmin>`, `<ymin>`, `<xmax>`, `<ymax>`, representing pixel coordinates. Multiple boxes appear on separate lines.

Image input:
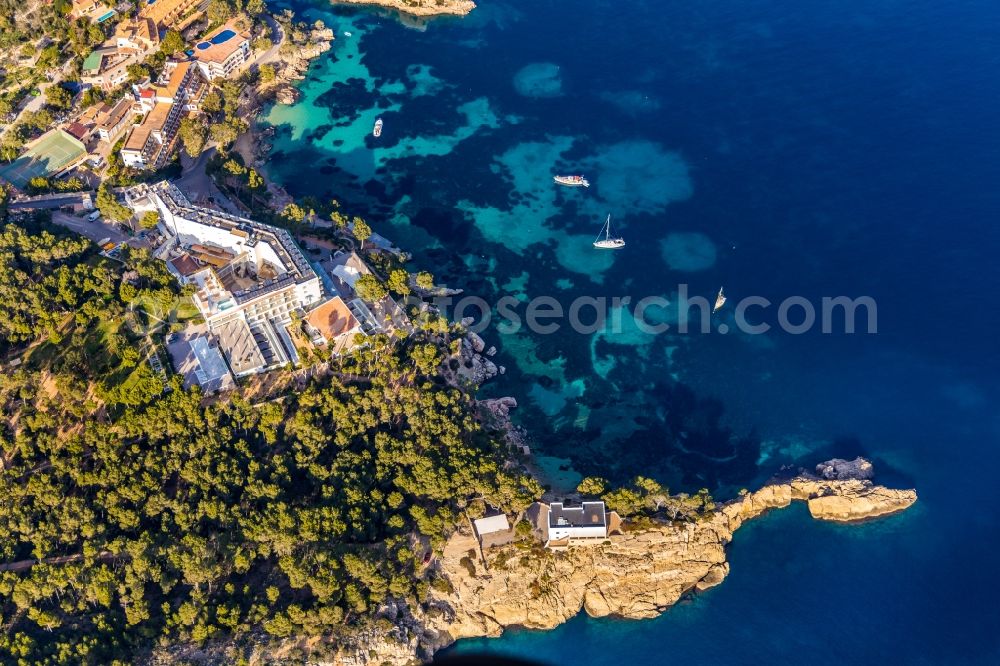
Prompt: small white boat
<box><xmin>713</xmin><ymin>286</ymin><xmax>726</xmax><ymax>313</ymax></box>
<box><xmin>373</xmin><ymin>117</ymin><xmax>383</xmax><ymax>138</ymax></box>
<box><xmin>554</xmin><ymin>174</ymin><xmax>589</xmax><ymax>187</ymax></box>
<box><xmin>593</xmin><ymin>214</ymin><xmax>625</xmax><ymax>249</ymax></box>
<box><xmin>344</xmin><ymin>31</ymin><xmax>352</xmax><ymax>37</ymax></box>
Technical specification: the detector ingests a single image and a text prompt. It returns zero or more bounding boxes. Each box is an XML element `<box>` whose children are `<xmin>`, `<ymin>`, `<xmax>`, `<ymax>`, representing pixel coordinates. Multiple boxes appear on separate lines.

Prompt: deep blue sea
<box><xmin>262</xmin><ymin>0</ymin><xmax>1000</xmax><ymax>662</ymax></box>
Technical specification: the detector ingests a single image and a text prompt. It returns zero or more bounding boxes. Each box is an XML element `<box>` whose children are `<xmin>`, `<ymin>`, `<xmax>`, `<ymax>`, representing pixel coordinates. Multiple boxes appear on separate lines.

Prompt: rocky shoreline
<box><xmin>231</xmin><ymin>18</ymin><xmax>335</xmax><ymax>210</ymax></box>
<box><xmin>333</xmin><ymin>0</ymin><xmax>476</xmax><ymax>18</ymax></box>
<box><xmin>260</xmin><ymin>24</ymin><xmax>334</xmax><ymax>107</ymax></box>
<box><xmin>328</xmin><ymin>458</ymin><xmax>916</xmax><ymax>664</ymax></box>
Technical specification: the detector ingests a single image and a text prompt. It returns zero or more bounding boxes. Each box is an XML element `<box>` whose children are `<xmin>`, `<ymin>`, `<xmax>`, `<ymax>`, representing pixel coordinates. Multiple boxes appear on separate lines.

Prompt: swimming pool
<box><xmin>211</xmin><ymin>29</ymin><xmax>236</xmax><ymax>45</ymax></box>
<box><xmin>195</xmin><ymin>27</ymin><xmax>238</xmax><ymax>51</ymax></box>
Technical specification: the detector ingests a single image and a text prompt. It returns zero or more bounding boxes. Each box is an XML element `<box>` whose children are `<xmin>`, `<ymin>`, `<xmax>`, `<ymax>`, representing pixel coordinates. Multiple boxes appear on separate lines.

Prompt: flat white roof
<box><xmin>473</xmin><ymin>514</ymin><xmax>510</xmax><ymax>536</ymax></box>
<box><xmin>549</xmin><ymin>501</ymin><xmax>607</xmax><ymax>528</ymax></box>
<box><xmin>332</xmin><ymin>263</ymin><xmax>361</xmax><ymax>289</ymax></box>
<box><xmin>189</xmin><ymin>337</ymin><xmax>228</xmax><ymax>381</ymax></box>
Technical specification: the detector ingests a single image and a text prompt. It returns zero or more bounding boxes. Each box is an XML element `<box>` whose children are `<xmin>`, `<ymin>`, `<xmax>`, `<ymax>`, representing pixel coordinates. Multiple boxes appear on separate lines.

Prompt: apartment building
<box><xmin>192</xmin><ymin>20</ymin><xmax>252</xmax><ymax>80</ymax></box>
<box><xmin>81</xmin><ymin>48</ymin><xmax>138</xmax><ymax>91</ymax></box>
<box><xmin>154</xmin><ymin>60</ymin><xmax>208</xmax><ymax>110</ymax></box>
<box><xmin>139</xmin><ymin>0</ymin><xmax>203</xmax><ymax>30</ymax></box>
<box><xmin>81</xmin><ymin>17</ymin><xmax>160</xmax><ymax>93</ymax></box>
<box><xmin>119</xmin><ymin>61</ymin><xmax>206</xmax><ymax>168</ymax></box>
<box><xmin>119</xmin><ymin>102</ymin><xmax>179</xmax><ymax>168</ymax></box>
<box><xmin>93</xmin><ymin>97</ymin><xmax>134</xmax><ymax>143</ymax></box>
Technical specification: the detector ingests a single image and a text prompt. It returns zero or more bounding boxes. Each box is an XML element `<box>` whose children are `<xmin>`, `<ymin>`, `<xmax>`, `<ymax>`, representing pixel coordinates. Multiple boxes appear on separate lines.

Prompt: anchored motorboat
<box><xmin>554</xmin><ymin>175</ymin><xmax>590</xmax><ymax>187</ymax></box>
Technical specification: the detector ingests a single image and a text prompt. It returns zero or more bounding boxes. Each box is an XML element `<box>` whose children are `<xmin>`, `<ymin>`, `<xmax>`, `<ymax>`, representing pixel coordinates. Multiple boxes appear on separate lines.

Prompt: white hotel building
<box><xmin>130</xmin><ymin>182</ymin><xmax>322</xmax><ymax>376</ymax></box>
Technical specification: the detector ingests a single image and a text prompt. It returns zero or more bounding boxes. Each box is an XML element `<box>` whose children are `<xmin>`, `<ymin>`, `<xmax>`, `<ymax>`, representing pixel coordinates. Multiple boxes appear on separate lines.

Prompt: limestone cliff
<box><xmin>331</xmin><ymin>461</ymin><xmax>915</xmax><ymax>664</ymax></box>
<box><xmin>796</xmin><ymin>478</ymin><xmax>916</xmax><ymax>522</ymax></box>
<box><xmin>334</xmin><ymin>0</ymin><xmax>476</xmax><ymax>18</ymax></box>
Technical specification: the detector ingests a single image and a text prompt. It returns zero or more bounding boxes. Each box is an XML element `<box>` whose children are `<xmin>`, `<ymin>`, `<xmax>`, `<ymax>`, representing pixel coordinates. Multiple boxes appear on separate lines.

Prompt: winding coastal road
<box><xmin>255</xmin><ymin>13</ymin><xmax>286</xmax><ymax>69</ymax></box>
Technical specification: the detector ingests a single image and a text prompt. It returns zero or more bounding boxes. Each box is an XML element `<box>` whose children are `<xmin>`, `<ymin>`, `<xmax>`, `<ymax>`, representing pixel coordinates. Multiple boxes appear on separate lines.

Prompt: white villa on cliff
<box><xmin>542</xmin><ymin>501</ymin><xmax>620</xmax><ymax>548</ymax></box>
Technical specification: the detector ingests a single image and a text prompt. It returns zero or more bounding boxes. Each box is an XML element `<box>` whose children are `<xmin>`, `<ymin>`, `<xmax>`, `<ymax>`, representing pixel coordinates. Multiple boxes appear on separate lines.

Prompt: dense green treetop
<box><xmin>0</xmin><ymin>217</ymin><xmax>540</xmax><ymax>664</ymax></box>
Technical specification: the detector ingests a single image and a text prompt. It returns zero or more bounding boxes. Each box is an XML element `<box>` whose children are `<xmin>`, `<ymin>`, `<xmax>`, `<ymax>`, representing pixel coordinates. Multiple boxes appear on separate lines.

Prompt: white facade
<box><xmin>195</xmin><ymin>41</ymin><xmax>250</xmax><ymax>81</ymax></box>
<box><xmin>547</xmin><ymin>523</ymin><xmax>607</xmax><ymax>542</ymax></box>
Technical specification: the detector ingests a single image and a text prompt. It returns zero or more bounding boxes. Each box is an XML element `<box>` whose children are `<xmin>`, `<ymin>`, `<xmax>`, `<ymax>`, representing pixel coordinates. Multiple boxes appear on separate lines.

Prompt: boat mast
<box><xmin>596</xmin><ymin>214</ymin><xmax>611</xmax><ymax>243</ymax></box>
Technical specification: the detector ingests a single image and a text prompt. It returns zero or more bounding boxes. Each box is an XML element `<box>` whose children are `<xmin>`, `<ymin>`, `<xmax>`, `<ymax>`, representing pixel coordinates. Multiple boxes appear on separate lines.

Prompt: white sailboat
<box><xmin>593</xmin><ymin>214</ymin><xmax>625</xmax><ymax>249</ymax></box>
<box><xmin>713</xmin><ymin>286</ymin><xmax>726</xmax><ymax>313</ymax></box>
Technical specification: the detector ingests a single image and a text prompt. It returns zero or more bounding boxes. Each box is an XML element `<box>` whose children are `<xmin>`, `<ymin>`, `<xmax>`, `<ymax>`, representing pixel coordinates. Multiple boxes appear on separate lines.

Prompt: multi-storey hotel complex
<box><xmin>127</xmin><ymin>183</ymin><xmax>324</xmax><ymax>376</ymax></box>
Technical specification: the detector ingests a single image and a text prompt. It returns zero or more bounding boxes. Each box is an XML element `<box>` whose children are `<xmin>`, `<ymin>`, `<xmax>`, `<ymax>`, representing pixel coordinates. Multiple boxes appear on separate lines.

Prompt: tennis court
<box><xmin>0</xmin><ymin>129</ymin><xmax>87</xmax><ymax>189</ymax></box>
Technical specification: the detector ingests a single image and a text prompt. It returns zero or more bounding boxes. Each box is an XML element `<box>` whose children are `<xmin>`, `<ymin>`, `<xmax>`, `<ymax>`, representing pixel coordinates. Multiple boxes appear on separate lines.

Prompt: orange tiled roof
<box><xmin>140</xmin><ymin>0</ymin><xmax>200</xmax><ymax>27</ymax></box>
<box><xmin>192</xmin><ymin>20</ymin><xmax>250</xmax><ymax>65</ymax></box>
<box><xmin>169</xmin><ymin>254</ymin><xmax>203</xmax><ymax>277</ymax></box>
<box><xmin>154</xmin><ymin>61</ymin><xmax>192</xmax><ymax>100</ymax></box>
<box><xmin>306</xmin><ymin>297</ymin><xmax>359</xmax><ymax>342</ymax></box>
<box><xmin>115</xmin><ymin>17</ymin><xmax>160</xmax><ymax>48</ymax></box>
<box><xmin>123</xmin><ymin>102</ymin><xmax>171</xmax><ymax>152</ymax></box>
<box><xmin>95</xmin><ymin>97</ymin><xmax>132</xmax><ymax>130</ymax></box>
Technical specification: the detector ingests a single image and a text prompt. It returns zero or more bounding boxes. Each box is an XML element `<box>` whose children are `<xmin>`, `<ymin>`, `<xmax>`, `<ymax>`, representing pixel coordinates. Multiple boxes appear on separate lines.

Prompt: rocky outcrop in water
<box><xmin>259</xmin><ymin>23</ymin><xmax>333</xmax><ymax>105</ymax></box>
<box><xmin>799</xmin><ymin>478</ymin><xmax>914</xmax><ymax>522</ymax></box>
<box><xmin>476</xmin><ymin>396</ymin><xmax>529</xmax><ymax>455</ymax></box>
<box><xmin>815</xmin><ymin>456</ymin><xmax>874</xmax><ymax>480</ymax></box>
<box><xmin>274</xmin><ymin>86</ymin><xmax>301</xmax><ymax>105</ymax></box>
<box><xmin>451</xmin><ymin>327</ymin><xmax>498</xmax><ymax>385</ymax></box>
<box><xmin>334</xmin><ymin>0</ymin><xmax>476</xmax><ymax>18</ymax></box>
<box><xmin>328</xmin><ymin>458</ymin><xmax>915</xmax><ymax>664</ymax></box>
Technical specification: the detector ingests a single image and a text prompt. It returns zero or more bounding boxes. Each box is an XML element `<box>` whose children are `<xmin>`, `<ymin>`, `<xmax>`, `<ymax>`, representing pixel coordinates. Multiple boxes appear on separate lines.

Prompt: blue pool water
<box><xmin>211</xmin><ymin>29</ymin><xmax>237</xmax><ymax>44</ymax></box>
<box><xmin>261</xmin><ymin>0</ymin><xmax>1000</xmax><ymax>662</ymax></box>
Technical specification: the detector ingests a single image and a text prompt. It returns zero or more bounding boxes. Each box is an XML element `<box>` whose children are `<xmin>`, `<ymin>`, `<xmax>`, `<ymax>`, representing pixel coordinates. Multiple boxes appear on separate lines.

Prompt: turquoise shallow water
<box><xmin>263</xmin><ymin>0</ymin><xmax>1000</xmax><ymax>662</ymax></box>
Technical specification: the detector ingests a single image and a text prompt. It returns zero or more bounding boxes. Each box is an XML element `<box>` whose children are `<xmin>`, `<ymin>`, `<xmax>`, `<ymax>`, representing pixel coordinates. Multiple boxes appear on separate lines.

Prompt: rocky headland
<box><xmin>334</xmin><ymin>0</ymin><xmax>476</xmax><ymax>18</ymax></box>
<box><xmin>328</xmin><ymin>458</ymin><xmax>915</xmax><ymax>664</ymax></box>
<box><xmin>266</xmin><ymin>25</ymin><xmax>335</xmax><ymax>106</ymax></box>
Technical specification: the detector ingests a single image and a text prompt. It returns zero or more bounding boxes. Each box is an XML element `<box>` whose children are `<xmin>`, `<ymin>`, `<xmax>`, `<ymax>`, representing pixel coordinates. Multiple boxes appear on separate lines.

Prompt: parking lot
<box><xmin>50</xmin><ymin>211</ymin><xmax>129</xmax><ymax>246</ymax></box>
